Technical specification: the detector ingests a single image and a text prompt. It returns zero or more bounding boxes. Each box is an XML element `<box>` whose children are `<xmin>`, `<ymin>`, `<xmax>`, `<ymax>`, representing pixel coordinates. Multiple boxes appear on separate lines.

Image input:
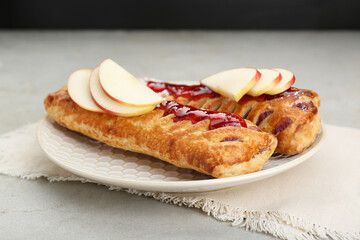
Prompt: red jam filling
<box><xmin>146</xmin><ymin>80</ymin><xmax>303</xmax><ymax>103</ymax></box>
<box><xmin>238</xmin><ymin>87</ymin><xmax>303</xmax><ymax>104</ymax></box>
<box><xmin>291</xmin><ymin>101</ymin><xmax>318</xmax><ymax>114</ymax></box>
<box><xmin>273</xmin><ymin>117</ymin><xmax>293</xmax><ymax>135</ymax></box>
<box><xmin>156</xmin><ymin>101</ymin><xmax>247</xmax><ymax>130</ymax></box>
<box><xmin>256</xmin><ymin>110</ymin><xmax>274</xmax><ymax>125</ymax></box>
<box><xmin>147</xmin><ymin>81</ymin><xmax>219</xmax><ymax>100</ymax></box>
<box><xmin>220</xmin><ymin>136</ymin><xmax>243</xmax><ymax>142</ymax></box>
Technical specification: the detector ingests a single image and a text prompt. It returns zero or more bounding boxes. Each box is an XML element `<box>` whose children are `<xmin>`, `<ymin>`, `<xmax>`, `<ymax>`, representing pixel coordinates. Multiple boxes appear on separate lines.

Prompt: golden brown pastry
<box><xmin>146</xmin><ymin>80</ymin><xmax>321</xmax><ymax>155</ymax></box>
<box><xmin>44</xmin><ymin>86</ymin><xmax>277</xmax><ymax>178</ymax></box>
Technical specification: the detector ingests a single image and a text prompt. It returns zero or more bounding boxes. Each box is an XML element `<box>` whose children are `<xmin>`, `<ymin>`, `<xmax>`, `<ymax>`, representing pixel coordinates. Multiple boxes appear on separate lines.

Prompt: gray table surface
<box><xmin>0</xmin><ymin>31</ymin><xmax>359</xmax><ymax>240</ymax></box>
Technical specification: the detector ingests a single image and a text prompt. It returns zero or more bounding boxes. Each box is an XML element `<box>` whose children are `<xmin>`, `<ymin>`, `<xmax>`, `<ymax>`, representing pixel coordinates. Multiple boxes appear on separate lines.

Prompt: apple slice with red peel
<box><xmin>90</xmin><ymin>67</ymin><xmax>156</xmax><ymax>116</ymax></box>
<box><xmin>99</xmin><ymin>59</ymin><xmax>163</xmax><ymax>107</ymax></box>
<box><xmin>200</xmin><ymin>68</ymin><xmax>261</xmax><ymax>102</ymax></box>
<box><xmin>67</xmin><ymin>69</ymin><xmax>104</xmax><ymax>113</ymax></box>
<box><xmin>266</xmin><ymin>68</ymin><xmax>295</xmax><ymax>95</ymax></box>
<box><xmin>247</xmin><ymin>68</ymin><xmax>282</xmax><ymax>97</ymax></box>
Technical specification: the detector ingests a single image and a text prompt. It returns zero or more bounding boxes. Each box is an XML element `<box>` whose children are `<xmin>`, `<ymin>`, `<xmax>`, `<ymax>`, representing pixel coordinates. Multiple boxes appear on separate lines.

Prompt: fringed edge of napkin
<box><xmin>4</xmin><ymin>170</ymin><xmax>359</xmax><ymax>240</ymax></box>
<box><xmin>125</xmin><ymin>190</ymin><xmax>360</xmax><ymax>240</ymax></box>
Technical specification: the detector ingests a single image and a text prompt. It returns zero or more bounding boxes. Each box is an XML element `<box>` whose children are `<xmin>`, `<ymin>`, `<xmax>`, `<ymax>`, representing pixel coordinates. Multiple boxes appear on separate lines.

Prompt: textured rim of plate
<box><xmin>37</xmin><ymin>116</ymin><xmax>325</xmax><ymax>192</ymax></box>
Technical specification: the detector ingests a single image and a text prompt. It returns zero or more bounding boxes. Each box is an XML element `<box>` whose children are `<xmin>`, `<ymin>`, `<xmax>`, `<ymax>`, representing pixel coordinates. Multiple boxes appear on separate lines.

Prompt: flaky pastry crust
<box><xmin>44</xmin><ymin>86</ymin><xmax>277</xmax><ymax>178</ymax></box>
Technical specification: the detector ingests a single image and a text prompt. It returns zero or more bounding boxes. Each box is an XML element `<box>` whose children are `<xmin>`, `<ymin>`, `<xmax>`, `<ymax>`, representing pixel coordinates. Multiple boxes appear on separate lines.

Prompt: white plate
<box><xmin>38</xmin><ymin>116</ymin><xmax>325</xmax><ymax>192</ymax></box>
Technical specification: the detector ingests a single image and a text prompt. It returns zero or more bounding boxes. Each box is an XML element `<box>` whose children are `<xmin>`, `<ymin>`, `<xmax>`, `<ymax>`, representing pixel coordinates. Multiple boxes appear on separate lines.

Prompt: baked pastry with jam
<box><xmin>44</xmin><ymin>60</ymin><xmax>278</xmax><ymax>178</ymax></box>
<box><xmin>45</xmin><ymin>87</ymin><xmax>277</xmax><ymax>178</ymax></box>
<box><xmin>145</xmin><ymin>68</ymin><xmax>321</xmax><ymax>155</ymax></box>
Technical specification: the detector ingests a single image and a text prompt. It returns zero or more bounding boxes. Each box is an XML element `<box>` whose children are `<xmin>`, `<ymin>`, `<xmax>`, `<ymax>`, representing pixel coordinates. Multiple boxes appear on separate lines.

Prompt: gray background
<box><xmin>0</xmin><ymin>31</ymin><xmax>359</xmax><ymax>239</ymax></box>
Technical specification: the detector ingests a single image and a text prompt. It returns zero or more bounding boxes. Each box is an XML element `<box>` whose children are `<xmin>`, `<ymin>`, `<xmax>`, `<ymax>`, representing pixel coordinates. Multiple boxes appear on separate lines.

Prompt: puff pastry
<box><xmin>146</xmin><ymin>80</ymin><xmax>321</xmax><ymax>155</ymax></box>
<box><xmin>44</xmin><ymin>86</ymin><xmax>278</xmax><ymax>178</ymax></box>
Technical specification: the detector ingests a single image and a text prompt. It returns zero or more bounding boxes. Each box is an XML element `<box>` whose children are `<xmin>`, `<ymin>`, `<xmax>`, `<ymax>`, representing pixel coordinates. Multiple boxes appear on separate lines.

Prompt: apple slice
<box><xmin>67</xmin><ymin>69</ymin><xmax>104</xmax><ymax>113</ymax></box>
<box><xmin>266</xmin><ymin>68</ymin><xmax>295</xmax><ymax>95</ymax></box>
<box><xmin>247</xmin><ymin>68</ymin><xmax>282</xmax><ymax>97</ymax></box>
<box><xmin>200</xmin><ymin>68</ymin><xmax>261</xmax><ymax>102</ymax></box>
<box><xmin>90</xmin><ymin>67</ymin><xmax>156</xmax><ymax>116</ymax></box>
<box><xmin>99</xmin><ymin>59</ymin><xmax>163</xmax><ymax>107</ymax></box>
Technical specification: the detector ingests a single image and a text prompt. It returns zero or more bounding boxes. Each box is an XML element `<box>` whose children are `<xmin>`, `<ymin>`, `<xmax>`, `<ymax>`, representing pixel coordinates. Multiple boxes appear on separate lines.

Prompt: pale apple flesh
<box><xmin>67</xmin><ymin>69</ymin><xmax>104</xmax><ymax>113</ymax></box>
<box><xmin>99</xmin><ymin>59</ymin><xmax>163</xmax><ymax>107</ymax></box>
<box><xmin>266</xmin><ymin>68</ymin><xmax>295</xmax><ymax>95</ymax></box>
<box><xmin>201</xmin><ymin>68</ymin><xmax>261</xmax><ymax>102</ymax></box>
<box><xmin>247</xmin><ymin>68</ymin><xmax>282</xmax><ymax>97</ymax></box>
<box><xmin>90</xmin><ymin>67</ymin><xmax>156</xmax><ymax>117</ymax></box>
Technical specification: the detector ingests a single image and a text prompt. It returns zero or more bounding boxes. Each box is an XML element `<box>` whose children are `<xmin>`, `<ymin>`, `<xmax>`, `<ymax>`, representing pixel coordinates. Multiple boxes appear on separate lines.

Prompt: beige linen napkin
<box><xmin>0</xmin><ymin>122</ymin><xmax>359</xmax><ymax>240</ymax></box>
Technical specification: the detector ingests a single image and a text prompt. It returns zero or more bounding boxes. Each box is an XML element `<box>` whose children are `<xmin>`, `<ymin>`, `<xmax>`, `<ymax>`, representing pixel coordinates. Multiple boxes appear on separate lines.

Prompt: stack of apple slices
<box><xmin>67</xmin><ymin>59</ymin><xmax>163</xmax><ymax>116</ymax></box>
<box><xmin>201</xmin><ymin>68</ymin><xmax>295</xmax><ymax>101</ymax></box>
